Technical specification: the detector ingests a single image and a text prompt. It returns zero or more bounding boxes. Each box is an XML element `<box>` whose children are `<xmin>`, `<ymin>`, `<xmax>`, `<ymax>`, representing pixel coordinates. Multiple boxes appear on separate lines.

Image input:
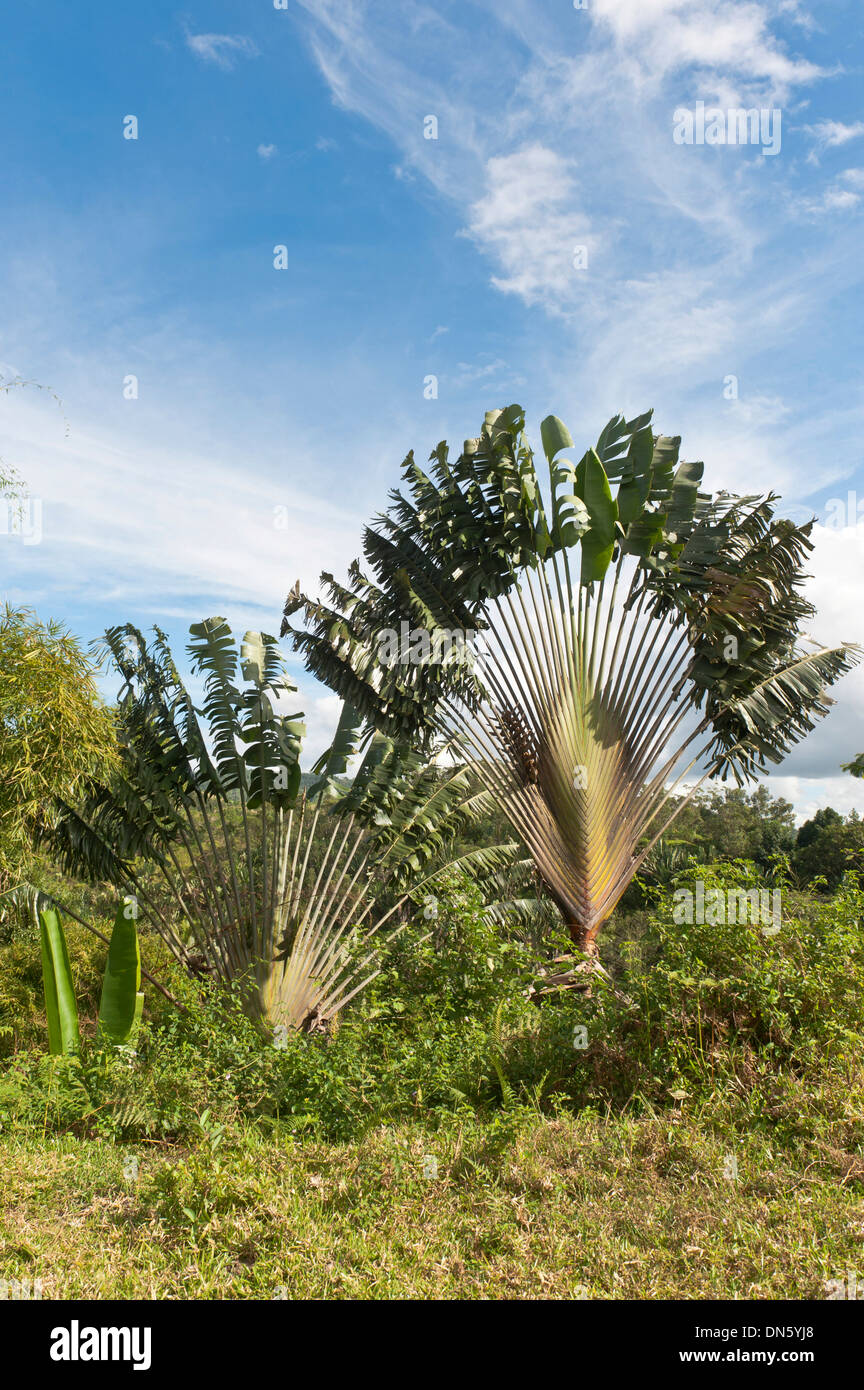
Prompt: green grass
<box><xmin>2</xmin><ymin>1080</ymin><xmax>863</xmax><ymax>1300</ymax></box>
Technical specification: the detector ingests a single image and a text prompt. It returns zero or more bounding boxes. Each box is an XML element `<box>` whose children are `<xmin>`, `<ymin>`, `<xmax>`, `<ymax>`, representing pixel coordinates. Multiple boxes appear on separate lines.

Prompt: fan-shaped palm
<box><xmin>45</xmin><ymin>619</ymin><xmax>517</xmax><ymax>1030</ymax></box>
<box><xmin>282</xmin><ymin>404</ymin><xmax>860</xmax><ymax>965</ymax></box>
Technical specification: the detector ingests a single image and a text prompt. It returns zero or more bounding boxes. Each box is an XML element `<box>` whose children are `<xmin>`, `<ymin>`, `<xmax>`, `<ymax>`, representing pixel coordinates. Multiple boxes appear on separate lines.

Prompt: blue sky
<box><xmin>1</xmin><ymin>0</ymin><xmax>863</xmax><ymax>819</ymax></box>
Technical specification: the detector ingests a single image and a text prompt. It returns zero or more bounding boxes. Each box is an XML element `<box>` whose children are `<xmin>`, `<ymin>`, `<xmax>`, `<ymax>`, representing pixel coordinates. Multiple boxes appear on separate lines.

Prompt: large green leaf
<box><xmin>541</xmin><ymin>415</ymin><xmax>592</xmax><ymax>549</ymax></box>
<box><xmin>620</xmin><ymin>510</ymin><xmax>666</xmax><ymax>558</ymax></box>
<box><xmin>240</xmin><ymin>631</ymin><xmax>268</xmax><ymax>685</ymax></box>
<box><xmin>576</xmin><ymin>449</ymin><xmax>618</xmax><ymax>582</ymax></box>
<box><xmin>646</xmin><ymin>435</ymin><xmax>680</xmax><ymax>504</ymax></box>
<box><xmin>667</xmin><ymin>459</ymin><xmax>705</xmax><ymax>534</ymax></box>
<box><xmin>38</xmin><ymin>906</ymin><xmax>80</xmax><ymax>1056</ymax></box>
<box><xmin>615</xmin><ymin>424</ymin><xmax>654</xmax><ymax>526</ymax></box>
<box><xmin>308</xmin><ymin>700</ymin><xmax>364</xmax><ymax>797</ymax></box>
<box><xmin>540</xmin><ymin>415</ymin><xmax>573</xmax><ymax>464</ymax></box>
<box><xmin>97</xmin><ymin>899</ymin><xmax>143</xmax><ymax>1046</ymax></box>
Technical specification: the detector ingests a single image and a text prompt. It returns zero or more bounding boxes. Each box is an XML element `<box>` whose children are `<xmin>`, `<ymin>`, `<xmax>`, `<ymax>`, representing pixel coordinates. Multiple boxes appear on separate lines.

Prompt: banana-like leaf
<box><xmin>307</xmin><ymin>700</ymin><xmax>365</xmax><ymax>797</ymax></box>
<box><xmin>575</xmin><ymin>448</ymin><xmax>618</xmax><ymax>583</ymax></box>
<box><xmin>616</xmin><ymin>423</ymin><xmax>654</xmax><ymax>525</ymax></box>
<box><xmin>540</xmin><ymin>414</ymin><xmax>573</xmax><ymax>464</ymax></box>
<box><xmin>240</xmin><ymin>630</ymin><xmax>269</xmax><ymax>685</ymax></box>
<box><xmin>38</xmin><ymin>906</ymin><xmax>80</xmax><ymax>1056</ymax></box>
<box><xmin>97</xmin><ymin>898</ymin><xmax>143</xmax><ymax>1046</ymax></box>
<box><xmin>544</xmin><ymin>415</ymin><xmax>590</xmax><ymax>551</ymax></box>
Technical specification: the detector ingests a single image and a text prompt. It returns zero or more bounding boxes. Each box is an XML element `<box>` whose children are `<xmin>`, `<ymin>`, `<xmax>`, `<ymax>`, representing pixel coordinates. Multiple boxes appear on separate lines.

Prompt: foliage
<box><xmin>0</xmin><ymin>606</ymin><xmax>118</xmax><ymax>890</ymax></box>
<box><xmin>45</xmin><ymin>620</ymin><xmax>518</xmax><ymax>1031</ymax></box>
<box><xmin>596</xmin><ymin>863</ymin><xmax>864</xmax><ymax>1093</ymax></box>
<box><xmin>661</xmin><ymin>785</ymin><xmax>796</xmax><ymax>867</ymax></box>
<box><xmin>3</xmin><ymin>869</ymin><xmax>861</xmax><ymax>1149</ymax></box>
<box><xmin>793</xmin><ymin>808</ymin><xmax>864</xmax><ymax>890</ymax></box>
<box><xmin>37</xmin><ymin>900</ymin><xmax>143</xmax><ymax>1055</ymax></box>
<box><xmin>283</xmin><ymin>404</ymin><xmax>859</xmax><ymax>958</ymax></box>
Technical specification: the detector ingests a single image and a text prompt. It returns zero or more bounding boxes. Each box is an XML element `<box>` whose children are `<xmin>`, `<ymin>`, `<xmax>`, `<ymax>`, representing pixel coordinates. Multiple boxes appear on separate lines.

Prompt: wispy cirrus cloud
<box><xmin>804</xmin><ymin>119</ymin><xmax>864</xmax><ymax>163</ymax></box>
<box><xmin>796</xmin><ymin>166</ymin><xmax>864</xmax><ymax>216</ymax></box>
<box><xmin>293</xmin><ymin>0</ymin><xmax>864</xmax><ymax>464</ymax></box>
<box><xmin>184</xmin><ymin>31</ymin><xmax>260</xmax><ymax>71</ymax></box>
<box><xmin>448</xmin><ymin>356</ymin><xmax>524</xmax><ymax>391</ymax></box>
<box><xmin>800</xmin><ymin>185</ymin><xmax>861</xmax><ymax>216</ymax></box>
<box><xmin>295</xmin><ymin>0</ymin><xmax>840</xmax><ymax>355</ymax></box>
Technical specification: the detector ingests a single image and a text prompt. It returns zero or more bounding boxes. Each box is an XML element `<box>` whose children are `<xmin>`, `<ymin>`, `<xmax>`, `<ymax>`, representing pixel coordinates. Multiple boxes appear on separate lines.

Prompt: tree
<box><xmin>46</xmin><ymin>619</ymin><xmax>517</xmax><ymax>1030</ymax></box>
<box><xmin>794</xmin><ymin>809</ymin><xmax>864</xmax><ymax>889</ymax></box>
<box><xmin>0</xmin><ymin>606</ymin><xmax>118</xmax><ymax>891</ymax></box>
<box><xmin>796</xmin><ymin>805</ymin><xmax>843</xmax><ymax>850</ymax></box>
<box><xmin>283</xmin><ymin>404</ymin><xmax>859</xmax><ymax>972</ymax></box>
<box><xmin>667</xmin><ymin>785</ymin><xmax>796</xmax><ymax>866</ymax></box>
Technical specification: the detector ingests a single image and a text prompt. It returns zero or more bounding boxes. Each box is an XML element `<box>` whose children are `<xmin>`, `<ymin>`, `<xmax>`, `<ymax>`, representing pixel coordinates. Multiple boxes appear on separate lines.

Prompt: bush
<box><xmin>576</xmin><ymin>862</ymin><xmax>864</xmax><ymax>1106</ymax></box>
<box><xmin>1</xmin><ymin>868</ymin><xmax>862</xmax><ymax>1146</ymax></box>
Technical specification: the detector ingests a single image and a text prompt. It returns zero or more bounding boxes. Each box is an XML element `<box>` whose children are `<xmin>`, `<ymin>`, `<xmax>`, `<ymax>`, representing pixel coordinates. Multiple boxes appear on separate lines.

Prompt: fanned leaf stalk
<box><xmin>438</xmin><ymin>547</ymin><xmax>719</xmax><ymax>951</ymax></box>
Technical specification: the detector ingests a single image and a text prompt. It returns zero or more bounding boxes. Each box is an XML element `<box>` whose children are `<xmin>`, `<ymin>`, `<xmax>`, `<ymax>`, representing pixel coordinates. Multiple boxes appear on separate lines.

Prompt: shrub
<box><xmin>1</xmin><ymin>867</ymin><xmax>862</xmax><ymax>1145</ymax></box>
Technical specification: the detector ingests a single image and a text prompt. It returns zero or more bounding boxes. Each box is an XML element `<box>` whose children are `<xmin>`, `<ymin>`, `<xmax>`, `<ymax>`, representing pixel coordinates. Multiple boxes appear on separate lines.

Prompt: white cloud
<box><xmin>465</xmin><ymin>145</ymin><xmax>597</xmax><ymax>312</ymax></box>
<box><xmin>761</xmin><ymin>775</ymin><xmax>864</xmax><ymax>824</ymax></box>
<box><xmin>806</xmin><ymin>119</ymin><xmax>864</xmax><ymax>146</ymax></box>
<box><xmin>295</xmin><ymin>0</ymin><xmax>833</xmax><ymax>369</ymax></box>
<box><xmin>448</xmin><ymin>357</ymin><xmax>523</xmax><ymax>390</ymax></box>
<box><xmin>804</xmin><ymin>119</ymin><xmax>864</xmax><ymax>163</ymax></box>
<box><xmin>185</xmin><ymin>32</ymin><xmax>260</xmax><ymax>70</ymax></box>
<box><xmin>773</xmin><ymin>0</ymin><xmax>819</xmax><ymax>36</ymax></box>
<box><xmin>800</xmin><ymin>184</ymin><xmax>861</xmax><ymax>215</ymax></box>
<box><xmin>257</xmin><ymin>143</ymin><xmax>278</xmax><ymax>160</ymax></box>
<box><xmin>796</xmin><ymin>164</ymin><xmax>864</xmax><ymax>215</ymax></box>
<box><xmin>0</xmin><ymin>390</ymin><xmax>362</xmax><ymax>633</ymax></box>
<box><xmin>589</xmin><ymin>0</ymin><xmax>823</xmax><ymax>97</ymax></box>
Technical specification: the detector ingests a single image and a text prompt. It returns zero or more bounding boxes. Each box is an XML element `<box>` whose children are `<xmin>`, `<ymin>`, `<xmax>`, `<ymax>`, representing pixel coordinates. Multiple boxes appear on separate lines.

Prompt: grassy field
<box><xmin>3</xmin><ymin>1081</ymin><xmax>863</xmax><ymax>1301</ymax></box>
